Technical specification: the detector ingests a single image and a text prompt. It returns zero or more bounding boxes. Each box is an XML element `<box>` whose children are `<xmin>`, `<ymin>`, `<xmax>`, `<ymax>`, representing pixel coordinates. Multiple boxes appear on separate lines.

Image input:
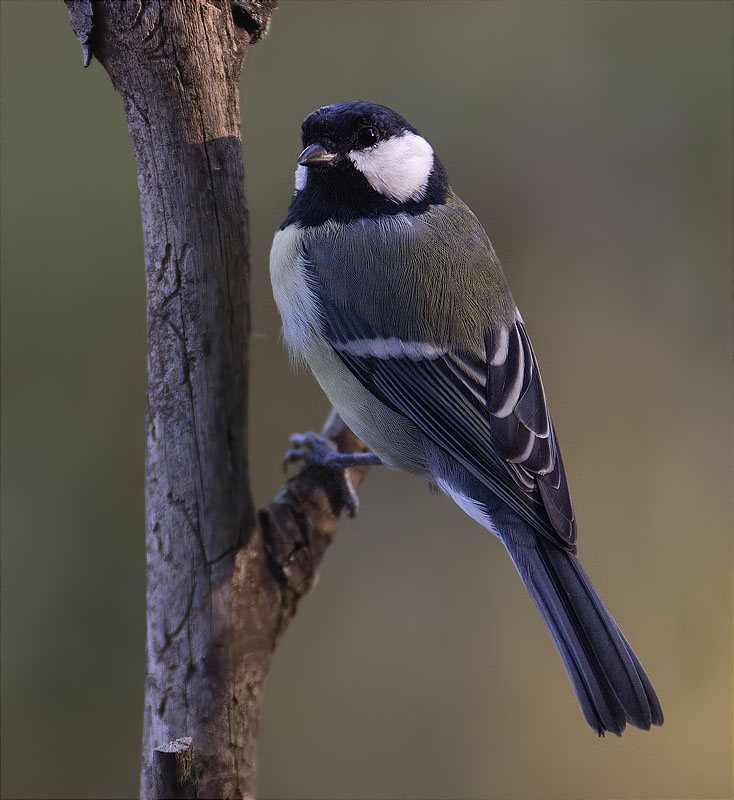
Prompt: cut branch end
<box><xmin>153</xmin><ymin>737</ymin><xmax>195</xmax><ymax>799</ymax></box>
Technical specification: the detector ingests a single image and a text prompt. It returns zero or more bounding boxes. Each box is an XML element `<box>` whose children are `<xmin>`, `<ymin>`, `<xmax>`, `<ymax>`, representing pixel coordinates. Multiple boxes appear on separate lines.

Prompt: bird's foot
<box><xmin>284</xmin><ymin>433</ymin><xmax>384</xmax><ymax>470</ymax></box>
<box><xmin>283</xmin><ymin>432</ymin><xmax>383</xmax><ymax>517</ymax></box>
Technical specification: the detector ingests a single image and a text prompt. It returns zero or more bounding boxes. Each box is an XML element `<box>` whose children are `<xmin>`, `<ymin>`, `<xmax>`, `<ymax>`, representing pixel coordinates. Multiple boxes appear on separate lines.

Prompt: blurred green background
<box><xmin>2</xmin><ymin>1</ymin><xmax>732</xmax><ymax>798</ymax></box>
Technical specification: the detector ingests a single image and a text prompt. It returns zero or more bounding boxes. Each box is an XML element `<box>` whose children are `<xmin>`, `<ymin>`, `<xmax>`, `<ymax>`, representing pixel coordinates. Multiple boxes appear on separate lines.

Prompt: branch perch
<box><xmin>65</xmin><ymin>2</ymin><xmax>372</xmax><ymax>797</ymax></box>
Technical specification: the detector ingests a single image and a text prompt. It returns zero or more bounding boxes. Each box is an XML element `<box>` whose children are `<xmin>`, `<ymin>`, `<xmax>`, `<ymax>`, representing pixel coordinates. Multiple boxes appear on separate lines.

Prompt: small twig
<box><xmin>259</xmin><ymin>410</ymin><xmax>373</xmax><ymax>604</ymax></box>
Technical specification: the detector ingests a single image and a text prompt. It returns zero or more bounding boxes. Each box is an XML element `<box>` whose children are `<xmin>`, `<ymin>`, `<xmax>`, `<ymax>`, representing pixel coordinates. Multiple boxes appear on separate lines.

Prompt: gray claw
<box><xmin>282</xmin><ymin>432</ymin><xmax>383</xmax><ymax>516</ymax></box>
<box><xmin>340</xmin><ymin>471</ymin><xmax>359</xmax><ymax>518</ymax></box>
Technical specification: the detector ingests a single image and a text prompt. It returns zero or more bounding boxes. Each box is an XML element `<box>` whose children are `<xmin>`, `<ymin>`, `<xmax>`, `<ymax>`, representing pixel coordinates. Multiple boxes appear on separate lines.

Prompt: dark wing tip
<box><xmin>486</xmin><ymin>321</ymin><xmax>577</xmax><ymax>548</ymax></box>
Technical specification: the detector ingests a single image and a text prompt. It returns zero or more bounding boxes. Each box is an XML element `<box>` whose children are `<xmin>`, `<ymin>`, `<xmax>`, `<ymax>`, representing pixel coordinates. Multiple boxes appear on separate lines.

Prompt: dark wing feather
<box><xmin>316</xmin><ymin>278</ymin><xmax>576</xmax><ymax>549</ymax></box>
<box><xmin>485</xmin><ymin>322</ymin><xmax>576</xmax><ymax>542</ymax></box>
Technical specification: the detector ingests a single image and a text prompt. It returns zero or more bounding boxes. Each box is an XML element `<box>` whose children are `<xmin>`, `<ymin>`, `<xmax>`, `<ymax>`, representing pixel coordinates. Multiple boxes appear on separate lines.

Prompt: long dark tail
<box><xmin>504</xmin><ymin>533</ymin><xmax>664</xmax><ymax>735</ymax></box>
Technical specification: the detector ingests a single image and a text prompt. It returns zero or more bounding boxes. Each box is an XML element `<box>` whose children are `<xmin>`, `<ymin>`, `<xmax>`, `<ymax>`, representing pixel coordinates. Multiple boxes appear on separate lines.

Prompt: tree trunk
<box><xmin>65</xmin><ymin>2</ymin><xmax>371</xmax><ymax>797</ymax></box>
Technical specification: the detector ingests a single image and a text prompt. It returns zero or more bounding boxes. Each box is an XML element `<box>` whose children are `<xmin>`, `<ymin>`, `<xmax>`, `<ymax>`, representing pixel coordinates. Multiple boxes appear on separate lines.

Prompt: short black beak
<box><xmin>298</xmin><ymin>143</ymin><xmax>338</xmax><ymax>167</ymax></box>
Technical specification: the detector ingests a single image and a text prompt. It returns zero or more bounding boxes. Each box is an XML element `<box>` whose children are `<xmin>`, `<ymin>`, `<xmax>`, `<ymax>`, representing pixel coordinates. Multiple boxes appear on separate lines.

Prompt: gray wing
<box><xmin>301</xmin><ymin>205</ymin><xmax>576</xmax><ymax>549</ymax></box>
<box><xmin>335</xmin><ymin>323</ymin><xmax>574</xmax><ymax>549</ymax></box>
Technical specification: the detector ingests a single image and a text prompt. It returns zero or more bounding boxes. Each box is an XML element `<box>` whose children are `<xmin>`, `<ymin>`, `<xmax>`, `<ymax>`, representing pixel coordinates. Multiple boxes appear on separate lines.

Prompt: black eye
<box><xmin>357</xmin><ymin>126</ymin><xmax>379</xmax><ymax>147</ymax></box>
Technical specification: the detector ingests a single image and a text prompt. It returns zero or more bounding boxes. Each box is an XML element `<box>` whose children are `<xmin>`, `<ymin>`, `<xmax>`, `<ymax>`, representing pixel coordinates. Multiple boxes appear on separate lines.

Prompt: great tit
<box><xmin>270</xmin><ymin>101</ymin><xmax>663</xmax><ymax>736</ymax></box>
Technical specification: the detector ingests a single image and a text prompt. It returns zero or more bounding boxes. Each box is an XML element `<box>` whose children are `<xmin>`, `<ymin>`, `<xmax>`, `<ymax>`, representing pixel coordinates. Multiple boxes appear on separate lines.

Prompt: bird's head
<box><xmin>291</xmin><ymin>101</ymin><xmax>445</xmax><ymax>213</ymax></box>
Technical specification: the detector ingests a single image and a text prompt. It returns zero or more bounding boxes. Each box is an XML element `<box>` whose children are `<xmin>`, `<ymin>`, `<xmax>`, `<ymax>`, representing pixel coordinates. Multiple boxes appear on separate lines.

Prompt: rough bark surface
<box><xmin>153</xmin><ymin>737</ymin><xmax>196</xmax><ymax>799</ymax></box>
<box><xmin>66</xmin><ymin>2</ymin><xmax>371</xmax><ymax>798</ymax></box>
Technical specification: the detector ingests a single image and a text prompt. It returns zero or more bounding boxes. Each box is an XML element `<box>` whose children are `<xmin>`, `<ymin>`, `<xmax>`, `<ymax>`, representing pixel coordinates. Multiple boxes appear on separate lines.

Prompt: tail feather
<box><xmin>504</xmin><ymin>533</ymin><xmax>663</xmax><ymax>736</ymax></box>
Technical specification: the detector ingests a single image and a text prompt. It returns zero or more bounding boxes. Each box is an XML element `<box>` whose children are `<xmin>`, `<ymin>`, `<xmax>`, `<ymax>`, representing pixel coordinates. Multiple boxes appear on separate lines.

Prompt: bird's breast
<box><xmin>269</xmin><ymin>222</ymin><xmax>430</xmax><ymax>477</ymax></box>
<box><xmin>269</xmin><ymin>223</ymin><xmax>325</xmax><ymax>363</ymax></box>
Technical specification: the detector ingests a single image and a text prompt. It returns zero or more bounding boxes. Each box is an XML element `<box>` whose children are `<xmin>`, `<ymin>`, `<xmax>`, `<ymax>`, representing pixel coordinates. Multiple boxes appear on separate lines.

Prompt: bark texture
<box><xmin>153</xmin><ymin>737</ymin><xmax>195</xmax><ymax>799</ymax></box>
<box><xmin>66</xmin><ymin>2</ymin><xmax>371</xmax><ymax>797</ymax></box>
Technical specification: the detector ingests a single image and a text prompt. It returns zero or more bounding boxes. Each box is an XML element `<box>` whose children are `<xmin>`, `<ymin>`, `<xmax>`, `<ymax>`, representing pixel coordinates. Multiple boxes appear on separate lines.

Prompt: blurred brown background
<box><xmin>1</xmin><ymin>1</ymin><xmax>732</xmax><ymax>798</ymax></box>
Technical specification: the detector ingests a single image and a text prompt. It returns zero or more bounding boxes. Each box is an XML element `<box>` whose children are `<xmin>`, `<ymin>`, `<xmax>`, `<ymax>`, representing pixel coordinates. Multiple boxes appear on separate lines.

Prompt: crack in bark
<box><xmin>176</xmin><ymin>288</ymin><xmax>207</xmax><ymax>563</ymax></box>
<box><xmin>159</xmin><ymin>581</ymin><xmax>196</xmax><ymax>656</ymax></box>
<box><xmin>182</xmin><ymin>506</ymin><xmax>209</xmax><ymax>566</ymax></box>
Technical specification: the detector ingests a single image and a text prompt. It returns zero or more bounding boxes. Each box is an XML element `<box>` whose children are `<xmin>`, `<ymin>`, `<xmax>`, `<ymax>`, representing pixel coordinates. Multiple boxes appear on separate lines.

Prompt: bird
<box><xmin>269</xmin><ymin>100</ymin><xmax>663</xmax><ymax>736</ymax></box>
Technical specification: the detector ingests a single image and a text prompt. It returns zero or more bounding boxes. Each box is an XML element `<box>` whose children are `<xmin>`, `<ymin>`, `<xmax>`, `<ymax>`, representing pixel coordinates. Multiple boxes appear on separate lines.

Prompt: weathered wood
<box><xmin>153</xmin><ymin>737</ymin><xmax>195</xmax><ymax>799</ymax></box>
<box><xmin>85</xmin><ymin>3</ymin><xmax>262</xmax><ymax>795</ymax></box>
<box><xmin>65</xmin><ymin>0</ymin><xmax>93</xmax><ymax>66</ymax></box>
<box><xmin>65</xmin><ymin>3</ymin><xmax>374</xmax><ymax>797</ymax></box>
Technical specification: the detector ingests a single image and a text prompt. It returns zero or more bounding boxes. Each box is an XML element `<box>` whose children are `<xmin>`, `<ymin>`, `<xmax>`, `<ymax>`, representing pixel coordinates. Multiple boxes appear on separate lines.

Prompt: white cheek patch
<box><xmin>294</xmin><ymin>164</ymin><xmax>307</xmax><ymax>192</ymax></box>
<box><xmin>348</xmin><ymin>131</ymin><xmax>435</xmax><ymax>203</ymax></box>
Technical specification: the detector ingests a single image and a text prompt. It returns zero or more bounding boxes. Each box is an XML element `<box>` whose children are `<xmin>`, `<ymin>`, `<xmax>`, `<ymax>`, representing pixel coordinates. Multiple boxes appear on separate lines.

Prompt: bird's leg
<box><xmin>283</xmin><ymin>432</ymin><xmax>384</xmax><ymax>516</ymax></box>
<box><xmin>285</xmin><ymin>432</ymin><xmax>384</xmax><ymax>470</ymax></box>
